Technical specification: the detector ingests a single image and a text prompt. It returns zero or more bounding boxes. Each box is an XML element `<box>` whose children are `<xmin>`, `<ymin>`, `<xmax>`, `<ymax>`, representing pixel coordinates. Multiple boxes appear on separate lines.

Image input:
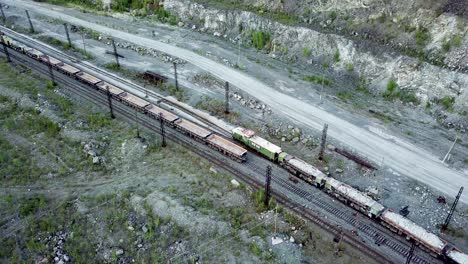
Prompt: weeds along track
<box><xmin>1</xmin><ymin>46</ymin><xmax>437</xmax><ymax>264</ymax></box>
<box><xmin>0</xmin><ymin>25</ymin><xmax>231</xmax><ymax>138</ymax></box>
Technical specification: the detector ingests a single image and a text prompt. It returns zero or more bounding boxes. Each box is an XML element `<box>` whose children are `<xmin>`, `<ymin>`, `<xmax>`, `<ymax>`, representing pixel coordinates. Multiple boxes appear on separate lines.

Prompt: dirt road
<box><xmin>7</xmin><ymin>0</ymin><xmax>467</xmax><ymax>203</ymax></box>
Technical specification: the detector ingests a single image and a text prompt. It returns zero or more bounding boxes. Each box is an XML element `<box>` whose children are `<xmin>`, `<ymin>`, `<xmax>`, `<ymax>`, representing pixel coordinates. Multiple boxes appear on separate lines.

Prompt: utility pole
<box><xmin>264</xmin><ymin>165</ymin><xmax>272</xmax><ymax>207</ymax></box>
<box><xmin>111</xmin><ymin>39</ymin><xmax>120</xmax><ymax>68</ymax></box>
<box><xmin>159</xmin><ymin>113</ymin><xmax>166</xmax><ymax>148</ymax></box>
<box><xmin>106</xmin><ymin>85</ymin><xmax>115</xmax><ymax>119</ymax></box>
<box><xmin>81</xmin><ymin>33</ymin><xmax>87</xmax><ymax>54</ymax></box>
<box><xmin>442</xmin><ymin>134</ymin><xmax>458</xmax><ymax>164</ymax></box>
<box><xmin>173</xmin><ymin>62</ymin><xmax>178</xmax><ymax>91</ymax></box>
<box><xmin>319</xmin><ymin>123</ymin><xmax>328</xmax><ymax>161</ymax></box>
<box><xmin>135</xmin><ymin>109</ymin><xmax>140</xmax><ymax>139</ymax></box>
<box><xmin>406</xmin><ymin>242</ymin><xmax>416</xmax><ymax>264</ymax></box>
<box><xmin>224</xmin><ymin>81</ymin><xmax>229</xmax><ymax>114</ymax></box>
<box><xmin>0</xmin><ymin>3</ymin><xmax>6</xmax><ymax>24</ymax></box>
<box><xmin>0</xmin><ymin>34</ymin><xmax>11</xmax><ymax>63</ymax></box>
<box><xmin>63</xmin><ymin>23</ymin><xmax>72</xmax><ymax>48</ymax></box>
<box><xmin>25</xmin><ymin>10</ymin><xmax>34</xmax><ymax>33</ymax></box>
<box><xmin>45</xmin><ymin>56</ymin><xmax>55</xmax><ymax>86</ymax></box>
<box><xmin>442</xmin><ymin>187</ymin><xmax>464</xmax><ymax>230</ymax></box>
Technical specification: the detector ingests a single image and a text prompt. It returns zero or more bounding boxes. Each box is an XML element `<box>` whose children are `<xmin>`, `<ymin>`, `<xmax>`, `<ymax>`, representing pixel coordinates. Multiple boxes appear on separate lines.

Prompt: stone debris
<box><xmin>115</xmin><ymin>248</ymin><xmax>124</xmax><ymax>256</ymax></box>
<box><xmin>45</xmin><ymin>231</ymin><xmax>71</xmax><ymax>264</ymax></box>
<box><xmin>209</xmin><ymin>167</ymin><xmax>218</xmax><ymax>174</ymax></box>
<box><xmin>271</xmin><ymin>236</ymin><xmax>283</xmax><ymax>245</ymax></box>
<box><xmin>231</xmin><ymin>179</ymin><xmax>240</xmax><ymax>187</ymax></box>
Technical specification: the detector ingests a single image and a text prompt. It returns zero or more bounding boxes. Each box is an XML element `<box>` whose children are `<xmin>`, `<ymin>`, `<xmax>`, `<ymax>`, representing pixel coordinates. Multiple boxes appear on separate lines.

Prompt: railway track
<box><xmin>0</xmin><ymin>41</ymin><xmax>441</xmax><ymax>264</ymax></box>
<box><xmin>0</xmin><ymin>25</ymin><xmax>232</xmax><ymax>138</ymax></box>
<box><xmin>244</xmin><ymin>161</ymin><xmax>435</xmax><ymax>264</ymax></box>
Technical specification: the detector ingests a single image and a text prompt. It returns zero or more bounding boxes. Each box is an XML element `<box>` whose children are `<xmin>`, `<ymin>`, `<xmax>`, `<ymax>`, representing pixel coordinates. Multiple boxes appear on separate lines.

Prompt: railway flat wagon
<box><xmin>40</xmin><ymin>55</ymin><xmax>62</xmax><ymax>67</ymax></box>
<box><xmin>145</xmin><ymin>104</ymin><xmax>179</xmax><ymax>124</ymax></box>
<box><xmin>325</xmin><ymin>177</ymin><xmax>385</xmax><ymax>218</ymax></box>
<box><xmin>56</xmin><ymin>63</ymin><xmax>80</xmax><ymax>76</ymax></box>
<box><xmin>25</xmin><ymin>48</ymin><xmax>44</xmax><ymax>59</ymax></box>
<box><xmin>206</xmin><ymin>134</ymin><xmax>247</xmax><ymax>162</ymax></box>
<box><xmin>447</xmin><ymin>248</ymin><xmax>468</xmax><ymax>264</ymax></box>
<box><xmin>1</xmin><ymin>35</ymin><xmax>15</xmax><ymax>47</ymax></box>
<box><xmin>174</xmin><ymin>119</ymin><xmax>212</xmax><ymax>140</ymax></box>
<box><xmin>96</xmin><ymin>82</ymin><xmax>125</xmax><ymax>98</ymax></box>
<box><xmin>118</xmin><ymin>92</ymin><xmax>150</xmax><ymax>111</ymax></box>
<box><xmin>380</xmin><ymin>210</ymin><xmax>447</xmax><ymax>255</ymax></box>
<box><xmin>278</xmin><ymin>153</ymin><xmax>327</xmax><ymax>186</ymax></box>
<box><xmin>76</xmin><ymin>72</ymin><xmax>102</xmax><ymax>86</ymax></box>
<box><xmin>232</xmin><ymin>127</ymin><xmax>282</xmax><ymax>161</ymax></box>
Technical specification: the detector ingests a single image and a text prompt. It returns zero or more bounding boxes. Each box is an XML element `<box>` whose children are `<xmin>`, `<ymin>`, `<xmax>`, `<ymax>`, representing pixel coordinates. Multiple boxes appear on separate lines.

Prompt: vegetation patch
<box><xmin>382</xmin><ymin>79</ymin><xmax>419</xmax><ymax>104</ymax></box>
<box><xmin>195</xmin><ymin>95</ymin><xmax>240</xmax><ymax>124</ymax></box>
<box><xmin>37</xmin><ymin>35</ymin><xmax>94</xmax><ymax>60</ymax></box>
<box><xmin>440</xmin><ymin>96</ymin><xmax>455</xmax><ymax>112</ymax></box>
<box><xmin>303</xmin><ymin>47</ymin><xmax>312</xmax><ymax>58</ymax></box>
<box><xmin>250</xmin><ymin>30</ymin><xmax>271</xmax><ymax>50</ymax></box>
<box><xmin>302</xmin><ymin>75</ymin><xmax>332</xmax><ymax>86</ymax></box>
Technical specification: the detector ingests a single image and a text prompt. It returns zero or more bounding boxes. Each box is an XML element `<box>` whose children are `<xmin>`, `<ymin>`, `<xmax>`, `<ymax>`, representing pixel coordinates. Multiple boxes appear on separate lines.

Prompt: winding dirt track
<box><xmin>6</xmin><ymin>0</ymin><xmax>467</xmax><ymax>203</ymax></box>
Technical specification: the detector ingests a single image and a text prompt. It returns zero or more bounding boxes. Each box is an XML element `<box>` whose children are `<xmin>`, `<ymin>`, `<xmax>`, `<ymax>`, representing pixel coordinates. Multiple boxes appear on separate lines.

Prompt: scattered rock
<box><xmin>209</xmin><ymin>167</ymin><xmax>218</xmax><ymax>174</ymax></box>
<box><xmin>142</xmin><ymin>225</ymin><xmax>148</xmax><ymax>233</ymax></box>
<box><xmin>116</xmin><ymin>248</ymin><xmax>124</xmax><ymax>256</ymax></box>
<box><xmin>231</xmin><ymin>179</ymin><xmax>240</xmax><ymax>187</ymax></box>
<box><xmin>335</xmin><ymin>168</ymin><xmax>343</xmax><ymax>173</ymax></box>
<box><xmin>289</xmin><ymin>236</ymin><xmax>295</xmax><ymax>243</ymax></box>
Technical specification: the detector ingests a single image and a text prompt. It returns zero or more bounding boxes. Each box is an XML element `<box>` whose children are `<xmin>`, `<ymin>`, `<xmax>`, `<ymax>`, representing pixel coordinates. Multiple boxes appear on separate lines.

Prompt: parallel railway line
<box><xmin>0</xmin><ymin>25</ymin><xmax>232</xmax><ymax>138</ymax></box>
<box><xmin>0</xmin><ymin>34</ymin><xmax>445</xmax><ymax>264</ymax></box>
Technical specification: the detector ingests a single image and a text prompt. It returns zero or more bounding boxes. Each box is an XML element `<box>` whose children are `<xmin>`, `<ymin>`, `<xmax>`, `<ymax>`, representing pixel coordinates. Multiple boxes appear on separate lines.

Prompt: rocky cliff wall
<box><xmin>165</xmin><ymin>0</ymin><xmax>468</xmax><ymax>114</ymax></box>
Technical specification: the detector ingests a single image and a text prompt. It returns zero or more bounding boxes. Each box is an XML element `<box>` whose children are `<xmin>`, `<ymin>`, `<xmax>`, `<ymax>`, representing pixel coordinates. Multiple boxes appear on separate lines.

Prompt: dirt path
<box><xmin>6</xmin><ymin>0</ymin><xmax>467</xmax><ymax>203</ymax></box>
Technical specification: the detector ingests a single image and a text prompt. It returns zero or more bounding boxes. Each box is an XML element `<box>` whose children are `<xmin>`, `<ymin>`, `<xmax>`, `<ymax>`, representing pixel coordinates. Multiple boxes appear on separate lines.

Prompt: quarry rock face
<box><xmin>165</xmin><ymin>0</ymin><xmax>468</xmax><ymax>113</ymax></box>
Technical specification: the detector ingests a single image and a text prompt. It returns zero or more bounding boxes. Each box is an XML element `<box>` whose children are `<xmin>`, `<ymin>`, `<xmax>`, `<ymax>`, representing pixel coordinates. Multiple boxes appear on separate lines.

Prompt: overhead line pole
<box><xmin>264</xmin><ymin>165</ymin><xmax>272</xmax><ymax>207</ymax></box>
<box><xmin>0</xmin><ymin>3</ymin><xmax>6</xmax><ymax>24</ymax></box>
<box><xmin>159</xmin><ymin>113</ymin><xmax>166</xmax><ymax>148</ymax></box>
<box><xmin>173</xmin><ymin>62</ymin><xmax>178</xmax><ymax>91</ymax></box>
<box><xmin>224</xmin><ymin>81</ymin><xmax>229</xmax><ymax>114</ymax></box>
<box><xmin>319</xmin><ymin>123</ymin><xmax>328</xmax><ymax>161</ymax></box>
<box><xmin>111</xmin><ymin>39</ymin><xmax>119</xmax><ymax>68</ymax></box>
<box><xmin>442</xmin><ymin>186</ymin><xmax>464</xmax><ymax>230</ymax></box>
<box><xmin>63</xmin><ymin>23</ymin><xmax>72</xmax><ymax>48</ymax></box>
<box><xmin>405</xmin><ymin>242</ymin><xmax>416</xmax><ymax>264</ymax></box>
<box><xmin>25</xmin><ymin>10</ymin><xmax>34</xmax><ymax>33</ymax></box>
<box><xmin>45</xmin><ymin>56</ymin><xmax>55</xmax><ymax>86</ymax></box>
<box><xmin>0</xmin><ymin>34</ymin><xmax>11</xmax><ymax>63</ymax></box>
<box><xmin>106</xmin><ymin>85</ymin><xmax>115</xmax><ymax>119</ymax></box>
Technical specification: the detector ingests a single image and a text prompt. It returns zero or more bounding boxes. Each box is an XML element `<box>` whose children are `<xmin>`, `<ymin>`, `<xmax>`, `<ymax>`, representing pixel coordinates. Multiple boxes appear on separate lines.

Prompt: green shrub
<box><xmin>415</xmin><ymin>27</ymin><xmax>430</xmax><ymax>46</ymax></box>
<box><xmin>453</xmin><ymin>35</ymin><xmax>462</xmax><ymax>47</ymax></box>
<box><xmin>442</xmin><ymin>40</ymin><xmax>451</xmax><ymax>52</ymax></box>
<box><xmin>334</xmin><ymin>50</ymin><xmax>340</xmax><ymax>62</ymax></box>
<box><xmin>302</xmin><ymin>75</ymin><xmax>332</xmax><ymax>86</ymax></box>
<box><xmin>329</xmin><ymin>11</ymin><xmax>337</xmax><ymax>21</ymax></box>
<box><xmin>440</xmin><ymin>96</ymin><xmax>455</xmax><ymax>111</ymax></box>
<box><xmin>249</xmin><ymin>242</ymin><xmax>261</xmax><ymax>256</ymax></box>
<box><xmin>345</xmin><ymin>63</ymin><xmax>353</xmax><ymax>72</ymax></box>
<box><xmin>303</xmin><ymin>47</ymin><xmax>312</xmax><ymax>57</ymax></box>
<box><xmin>250</xmin><ymin>30</ymin><xmax>271</xmax><ymax>50</ymax></box>
<box><xmin>20</xmin><ymin>195</ymin><xmax>47</xmax><ymax>217</ymax></box>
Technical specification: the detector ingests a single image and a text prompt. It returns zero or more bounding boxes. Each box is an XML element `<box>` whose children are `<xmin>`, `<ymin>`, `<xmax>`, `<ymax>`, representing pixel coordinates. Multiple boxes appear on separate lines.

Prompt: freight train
<box><xmin>1</xmin><ymin>32</ymin><xmax>466</xmax><ymax>264</ymax></box>
<box><xmin>232</xmin><ymin>127</ymin><xmax>468</xmax><ymax>263</ymax></box>
<box><xmin>0</xmin><ymin>33</ymin><xmax>247</xmax><ymax>162</ymax></box>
